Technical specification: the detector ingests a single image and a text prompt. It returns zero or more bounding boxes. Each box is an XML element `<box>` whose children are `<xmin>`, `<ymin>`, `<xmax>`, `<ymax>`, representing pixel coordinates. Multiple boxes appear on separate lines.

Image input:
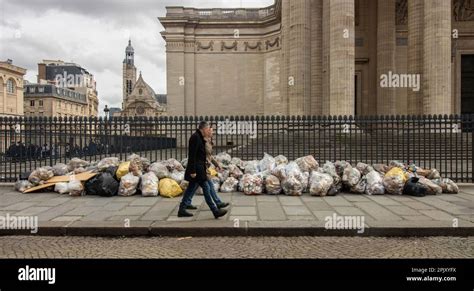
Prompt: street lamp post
<box><xmin>104</xmin><ymin>105</ymin><xmax>110</xmax><ymax>155</ymax></box>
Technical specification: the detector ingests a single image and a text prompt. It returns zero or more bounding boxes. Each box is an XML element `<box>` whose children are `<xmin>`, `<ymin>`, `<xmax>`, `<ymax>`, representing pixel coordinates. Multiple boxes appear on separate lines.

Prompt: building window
<box><xmin>29</xmin><ymin>87</ymin><xmax>35</xmax><ymax>93</ymax></box>
<box><xmin>126</xmin><ymin>80</ymin><xmax>132</xmax><ymax>95</ymax></box>
<box><xmin>6</xmin><ymin>79</ymin><xmax>15</xmax><ymax>94</ymax></box>
<box><xmin>38</xmin><ymin>87</ymin><xmax>44</xmax><ymax>93</ymax></box>
<box><xmin>39</xmin><ymin>100</ymin><xmax>44</xmax><ymax>107</ymax></box>
<box><xmin>139</xmin><ymin>88</ymin><xmax>143</xmax><ymax>95</ymax></box>
<box><xmin>30</xmin><ymin>100</ymin><xmax>35</xmax><ymax>107</ymax></box>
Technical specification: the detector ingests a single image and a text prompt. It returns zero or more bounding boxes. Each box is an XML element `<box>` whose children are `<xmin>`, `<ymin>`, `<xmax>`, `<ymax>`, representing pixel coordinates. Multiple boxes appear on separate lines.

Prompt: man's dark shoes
<box><xmin>186</xmin><ymin>205</ymin><xmax>198</xmax><ymax>210</ymax></box>
<box><xmin>213</xmin><ymin>209</ymin><xmax>227</xmax><ymax>219</ymax></box>
<box><xmin>178</xmin><ymin>209</ymin><xmax>193</xmax><ymax>217</ymax></box>
<box><xmin>217</xmin><ymin>202</ymin><xmax>230</xmax><ymax>209</ymax></box>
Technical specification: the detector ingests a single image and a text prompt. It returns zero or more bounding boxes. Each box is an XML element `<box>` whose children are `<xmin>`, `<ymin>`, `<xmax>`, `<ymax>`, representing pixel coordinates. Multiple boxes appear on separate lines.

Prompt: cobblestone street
<box><xmin>0</xmin><ymin>236</ymin><xmax>472</xmax><ymax>258</ymax></box>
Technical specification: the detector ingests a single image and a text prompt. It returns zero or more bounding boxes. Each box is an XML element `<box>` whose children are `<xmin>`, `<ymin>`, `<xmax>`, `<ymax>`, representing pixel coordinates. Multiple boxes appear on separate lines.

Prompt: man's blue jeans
<box><xmin>207</xmin><ymin>180</ymin><xmax>222</xmax><ymax>205</ymax></box>
<box><xmin>179</xmin><ymin>179</ymin><xmax>217</xmax><ymax>213</ymax></box>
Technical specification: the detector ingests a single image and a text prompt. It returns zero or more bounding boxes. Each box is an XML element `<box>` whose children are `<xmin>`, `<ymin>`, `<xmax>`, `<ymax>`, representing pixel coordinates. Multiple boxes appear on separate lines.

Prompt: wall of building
<box><xmin>0</xmin><ymin>63</ymin><xmax>26</xmax><ymax>116</ymax></box>
<box><xmin>161</xmin><ymin>0</ymin><xmax>474</xmax><ymax>117</ymax></box>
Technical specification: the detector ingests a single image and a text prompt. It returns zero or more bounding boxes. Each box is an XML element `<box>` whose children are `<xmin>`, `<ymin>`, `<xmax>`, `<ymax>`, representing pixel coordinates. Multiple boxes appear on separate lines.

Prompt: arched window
<box><xmin>6</xmin><ymin>79</ymin><xmax>15</xmax><ymax>94</ymax></box>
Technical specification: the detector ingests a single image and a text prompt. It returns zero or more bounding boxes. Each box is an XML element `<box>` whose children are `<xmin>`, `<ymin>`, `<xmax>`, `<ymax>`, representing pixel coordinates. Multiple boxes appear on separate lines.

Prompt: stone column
<box><xmin>310</xmin><ymin>0</ymin><xmax>323</xmax><ymax>115</ymax></box>
<box><xmin>322</xmin><ymin>0</ymin><xmax>330</xmax><ymax>115</ymax></box>
<box><xmin>423</xmin><ymin>0</ymin><xmax>452</xmax><ymax>114</ymax></box>
<box><xmin>377</xmin><ymin>0</ymin><xmax>396</xmax><ymax>115</ymax></box>
<box><xmin>280</xmin><ymin>0</ymin><xmax>291</xmax><ymax>115</ymax></box>
<box><xmin>2</xmin><ymin>80</ymin><xmax>5</xmax><ymax>113</ymax></box>
<box><xmin>286</xmin><ymin>0</ymin><xmax>312</xmax><ymax>116</ymax></box>
<box><xmin>407</xmin><ymin>0</ymin><xmax>424</xmax><ymax>115</ymax></box>
<box><xmin>163</xmin><ymin>34</ymin><xmax>186</xmax><ymax>116</ymax></box>
<box><xmin>323</xmin><ymin>0</ymin><xmax>355</xmax><ymax>116</ymax></box>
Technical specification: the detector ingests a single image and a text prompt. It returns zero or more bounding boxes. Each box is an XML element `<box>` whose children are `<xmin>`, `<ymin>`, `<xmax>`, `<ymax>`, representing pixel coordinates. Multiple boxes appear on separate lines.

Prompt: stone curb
<box><xmin>0</xmin><ymin>221</ymin><xmax>472</xmax><ymax>237</ymax></box>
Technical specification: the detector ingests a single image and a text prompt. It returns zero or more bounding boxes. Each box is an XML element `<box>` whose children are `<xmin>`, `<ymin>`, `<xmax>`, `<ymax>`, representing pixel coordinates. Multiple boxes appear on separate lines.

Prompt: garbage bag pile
<box><xmin>13</xmin><ymin>152</ymin><xmax>459</xmax><ymax>199</ymax></box>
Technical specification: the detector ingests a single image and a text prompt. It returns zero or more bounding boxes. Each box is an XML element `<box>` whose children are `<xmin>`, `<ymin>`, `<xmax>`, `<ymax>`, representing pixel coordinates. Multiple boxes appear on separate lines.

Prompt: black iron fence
<box><xmin>0</xmin><ymin>114</ymin><xmax>473</xmax><ymax>183</ymax></box>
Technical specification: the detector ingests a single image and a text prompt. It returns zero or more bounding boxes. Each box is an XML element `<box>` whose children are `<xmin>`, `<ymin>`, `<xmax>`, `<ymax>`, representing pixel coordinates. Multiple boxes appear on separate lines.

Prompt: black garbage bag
<box><xmin>85</xmin><ymin>172</ymin><xmax>119</xmax><ymax>197</ymax></box>
<box><xmin>403</xmin><ymin>177</ymin><xmax>427</xmax><ymax>197</ymax></box>
<box><xmin>104</xmin><ymin>166</ymin><xmax>119</xmax><ymax>181</ymax></box>
<box><xmin>19</xmin><ymin>171</ymin><xmax>32</xmax><ymax>181</ymax></box>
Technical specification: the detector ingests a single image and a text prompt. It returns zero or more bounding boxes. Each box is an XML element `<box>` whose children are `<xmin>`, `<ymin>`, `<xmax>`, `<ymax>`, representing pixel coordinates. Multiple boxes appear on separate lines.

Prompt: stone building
<box><xmin>121</xmin><ymin>40</ymin><xmax>166</xmax><ymax>117</ymax></box>
<box><xmin>37</xmin><ymin>60</ymin><xmax>99</xmax><ymax>117</ymax></box>
<box><xmin>159</xmin><ymin>0</ymin><xmax>474</xmax><ymax>116</ymax></box>
<box><xmin>0</xmin><ymin>59</ymin><xmax>27</xmax><ymax>116</ymax></box>
<box><xmin>23</xmin><ymin>83</ymin><xmax>88</xmax><ymax>118</ymax></box>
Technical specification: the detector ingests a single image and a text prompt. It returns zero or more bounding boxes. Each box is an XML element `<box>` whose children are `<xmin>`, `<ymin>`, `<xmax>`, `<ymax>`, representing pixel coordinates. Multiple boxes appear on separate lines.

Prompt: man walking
<box><xmin>178</xmin><ymin>121</ymin><xmax>227</xmax><ymax>219</ymax></box>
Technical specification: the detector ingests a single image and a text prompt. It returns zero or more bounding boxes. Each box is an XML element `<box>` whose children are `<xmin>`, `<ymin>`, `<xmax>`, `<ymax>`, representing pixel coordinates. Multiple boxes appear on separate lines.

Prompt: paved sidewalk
<box><xmin>0</xmin><ymin>185</ymin><xmax>473</xmax><ymax>236</ymax></box>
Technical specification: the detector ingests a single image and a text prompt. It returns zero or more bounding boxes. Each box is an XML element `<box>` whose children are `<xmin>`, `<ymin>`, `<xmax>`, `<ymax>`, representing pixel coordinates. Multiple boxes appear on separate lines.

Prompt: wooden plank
<box><xmin>23</xmin><ymin>171</ymin><xmax>97</xmax><ymax>193</ymax></box>
<box><xmin>46</xmin><ymin>171</ymin><xmax>97</xmax><ymax>183</ymax></box>
<box><xmin>23</xmin><ymin>183</ymin><xmax>56</xmax><ymax>193</ymax></box>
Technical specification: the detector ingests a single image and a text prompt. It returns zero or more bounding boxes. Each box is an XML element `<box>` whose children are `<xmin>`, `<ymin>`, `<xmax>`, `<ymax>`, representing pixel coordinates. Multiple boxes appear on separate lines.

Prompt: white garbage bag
<box><xmin>170</xmin><ymin>170</ymin><xmax>185</xmax><ymax>184</ymax></box>
<box><xmin>258</xmin><ymin>153</ymin><xmax>276</xmax><ymax>172</ymax></box>
<box><xmin>274</xmin><ymin>155</ymin><xmax>288</xmax><ymax>165</ymax></box>
<box><xmin>54</xmin><ymin>182</ymin><xmax>69</xmax><ymax>194</ymax></box>
<box><xmin>322</xmin><ymin>161</ymin><xmax>341</xmax><ymax>184</ymax></box>
<box><xmin>217</xmin><ymin>169</ymin><xmax>230</xmax><ymax>183</ymax></box>
<box><xmin>427</xmin><ymin>169</ymin><xmax>441</xmax><ymax>180</ymax></box>
<box><xmin>228</xmin><ymin>164</ymin><xmax>243</xmax><ymax>180</ymax></box>
<box><xmin>221</xmin><ymin>177</ymin><xmax>239</xmax><ymax>193</ymax></box>
<box><xmin>68</xmin><ymin>179</ymin><xmax>84</xmax><ymax>197</ymax></box>
<box><xmin>309</xmin><ymin>171</ymin><xmax>334</xmax><ymax>196</ymax></box>
<box><xmin>342</xmin><ymin>165</ymin><xmax>361</xmax><ymax>188</ymax></box>
<box><xmin>351</xmin><ymin>177</ymin><xmax>367</xmax><ymax>194</ymax></box>
<box><xmin>281</xmin><ymin>175</ymin><xmax>303</xmax><ymax>196</ymax></box>
<box><xmin>271</xmin><ymin>164</ymin><xmax>287</xmax><ymax>181</ymax></box>
<box><xmin>67</xmin><ymin>158</ymin><xmax>90</xmax><ymax>172</ymax></box>
<box><xmin>365</xmin><ymin>170</ymin><xmax>385</xmax><ymax>195</ymax></box>
<box><xmin>241</xmin><ymin>173</ymin><xmax>264</xmax><ymax>195</ymax></box>
<box><xmin>244</xmin><ymin>160</ymin><xmax>260</xmax><ymax>174</ymax></box>
<box><xmin>418</xmin><ymin>177</ymin><xmax>443</xmax><ymax>195</ymax></box>
<box><xmin>356</xmin><ymin>162</ymin><xmax>373</xmax><ymax>176</ymax></box>
<box><xmin>140</xmin><ymin>172</ymin><xmax>159</xmax><ymax>197</ymax></box>
<box><xmin>149</xmin><ymin>162</ymin><xmax>170</xmax><ymax>179</ymax></box>
<box><xmin>52</xmin><ymin>163</ymin><xmax>69</xmax><ymax>176</ymax></box>
<box><xmin>97</xmin><ymin>157</ymin><xmax>120</xmax><ymax>171</ymax></box>
<box><xmin>118</xmin><ymin>173</ymin><xmax>140</xmax><ymax>196</ymax></box>
<box><xmin>28</xmin><ymin>167</ymin><xmax>54</xmax><ymax>185</ymax></box>
<box><xmin>373</xmin><ymin>163</ymin><xmax>390</xmax><ymax>174</ymax></box>
<box><xmin>15</xmin><ymin>180</ymin><xmax>33</xmax><ymax>193</ymax></box>
<box><xmin>432</xmin><ymin>178</ymin><xmax>459</xmax><ymax>194</ymax></box>
<box><xmin>334</xmin><ymin>161</ymin><xmax>350</xmax><ymax>177</ymax></box>
<box><xmin>215</xmin><ymin>152</ymin><xmax>232</xmax><ymax>167</ymax></box>
<box><xmin>265</xmin><ymin>174</ymin><xmax>282</xmax><ymax>195</ymax></box>
<box><xmin>389</xmin><ymin>160</ymin><xmax>406</xmax><ymax>170</ymax></box>
<box><xmin>295</xmin><ymin>155</ymin><xmax>319</xmax><ymax>172</ymax></box>
<box><xmin>165</xmin><ymin>158</ymin><xmax>185</xmax><ymax>172</ymax></box>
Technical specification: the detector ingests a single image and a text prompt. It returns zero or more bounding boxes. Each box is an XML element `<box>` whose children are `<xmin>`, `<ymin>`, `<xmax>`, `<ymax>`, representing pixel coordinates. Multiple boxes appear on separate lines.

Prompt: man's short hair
<box><xmin>198</xmin><ymin>121</ymin><xmax>209</xmax><ymax>130</ymax></box>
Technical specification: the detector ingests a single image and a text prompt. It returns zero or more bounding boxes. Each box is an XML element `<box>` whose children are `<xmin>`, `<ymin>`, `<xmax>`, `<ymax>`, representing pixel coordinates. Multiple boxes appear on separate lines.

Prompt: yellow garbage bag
<box><xmin>159</xmin><ymin>178</ymin><xmax>183</xmax><ymax>198</ymax></box>
<box><xmin>116</xmin><ymin>161</ymin><xmax>130</xmax><ymax>180</ymax></box>
<box><xmin>208</xmin><ymin>167</ymin><xmax>218</xmax><ymax>177</ymax></box>
<box><xmin>383</xmin><ymin>167</ymin><xmax>407</xmax><ymax>195</ymax></box>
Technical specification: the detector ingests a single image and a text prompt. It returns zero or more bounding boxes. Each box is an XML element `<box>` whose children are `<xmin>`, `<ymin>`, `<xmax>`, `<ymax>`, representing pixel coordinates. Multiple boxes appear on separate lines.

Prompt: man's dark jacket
<box><xmin>184</xmin><ymin>129</ymin><xmax>208</xmax><ymax>182</ymax></box>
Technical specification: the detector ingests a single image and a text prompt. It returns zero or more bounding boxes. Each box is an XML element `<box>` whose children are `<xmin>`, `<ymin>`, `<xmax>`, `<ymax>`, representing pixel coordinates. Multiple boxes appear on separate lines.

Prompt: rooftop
<box><xmin>161</xmin><ymin>0</ymin><xmax>280</xmax><ymax>22</ymax></box>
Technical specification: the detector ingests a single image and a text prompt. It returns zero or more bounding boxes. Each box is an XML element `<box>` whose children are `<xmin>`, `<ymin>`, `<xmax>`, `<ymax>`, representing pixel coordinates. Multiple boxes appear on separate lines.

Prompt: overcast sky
<box><xmin>0</xmin><ymin>0</ymin><xmax>273</xmax><ymax>114</ymax></box>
